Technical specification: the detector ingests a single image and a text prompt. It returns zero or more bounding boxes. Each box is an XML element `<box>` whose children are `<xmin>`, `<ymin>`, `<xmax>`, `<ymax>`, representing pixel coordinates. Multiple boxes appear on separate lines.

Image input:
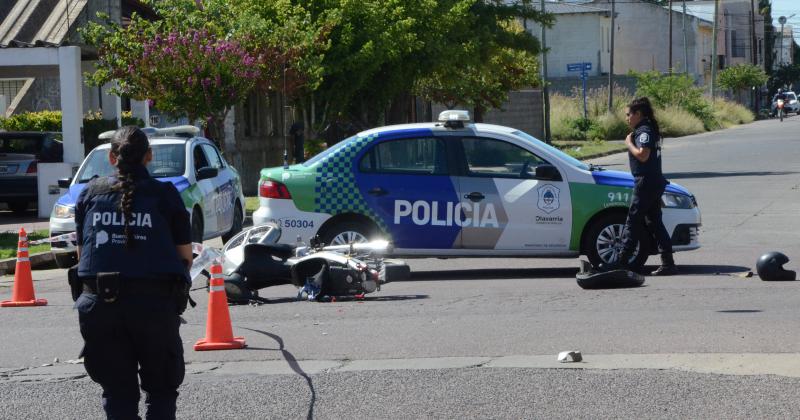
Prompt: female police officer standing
<box><xmin>73</xmin><ymin>126</ymin><xmax>192</xmax><ymax>419</ymax></box>
<box><xmin>616</xmin><ymin>97</ymin><xmax>677</xmax><ymax>276</ymax></box>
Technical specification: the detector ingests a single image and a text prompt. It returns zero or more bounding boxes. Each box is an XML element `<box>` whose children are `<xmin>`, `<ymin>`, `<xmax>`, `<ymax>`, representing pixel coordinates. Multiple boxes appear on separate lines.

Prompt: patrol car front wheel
<box><xmin>583</xmin><ymin>213</ymin><xmax>650</xmax><ymax>270</ymax></box>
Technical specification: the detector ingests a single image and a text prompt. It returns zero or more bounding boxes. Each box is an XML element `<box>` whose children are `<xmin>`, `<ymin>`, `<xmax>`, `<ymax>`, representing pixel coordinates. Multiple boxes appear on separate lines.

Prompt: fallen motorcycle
<box><xmin>191</xmin><ymin>223</ymin><xmax>410</xmax><ymax>303</ymax></box>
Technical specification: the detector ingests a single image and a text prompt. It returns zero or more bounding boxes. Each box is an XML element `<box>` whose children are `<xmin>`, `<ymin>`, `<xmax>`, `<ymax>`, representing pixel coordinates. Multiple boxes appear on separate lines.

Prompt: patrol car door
<box><xmin>192</xmin><ymin>144</ymin><xmax>217</xmax><ymax>238</ymax></box>
<box><xmin>201</xmin><ymin>144</ymin><xmax>236</xmax><ymax>235</ymax></box>
<box><xmin>455</xmin><ymin>136</ymin><xmax>572</xmax><ymax>252</ymax></box>
<box><xmin>355</xmin><ymin>136</ymin><xmax>461</xmax><ymax>250</ymax></box>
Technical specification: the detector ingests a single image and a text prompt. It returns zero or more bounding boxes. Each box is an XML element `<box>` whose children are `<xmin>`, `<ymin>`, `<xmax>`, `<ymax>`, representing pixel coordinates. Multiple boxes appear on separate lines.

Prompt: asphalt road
<box><xmin>3</xmin><ymin>116</ymin><xmax>800</xmax><ymax>419</ymax></box>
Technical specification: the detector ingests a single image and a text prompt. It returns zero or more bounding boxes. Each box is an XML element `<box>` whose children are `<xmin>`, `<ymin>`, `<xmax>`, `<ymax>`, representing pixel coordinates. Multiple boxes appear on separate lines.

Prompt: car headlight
<box><xmin>53</xmin><ymin>204</ymin><xmax>75</xmax><ymax>219</ymax></box>
<box><xmin>662</xmin><ymin>192</ymin><xmax>695</xmax><ymax>209</ymax></box>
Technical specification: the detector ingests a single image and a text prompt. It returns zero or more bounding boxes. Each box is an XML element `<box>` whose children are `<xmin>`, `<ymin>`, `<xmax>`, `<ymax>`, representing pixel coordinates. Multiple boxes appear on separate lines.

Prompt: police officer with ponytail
<box><xmin>72</xmin><ymin>126</ymin><xmax>192</xmax><ymax>419</ymax></box>
<box><xmin>616</xmin><ymin>97</ymin><xmax>677</xmax><ymax>276</ymax></box>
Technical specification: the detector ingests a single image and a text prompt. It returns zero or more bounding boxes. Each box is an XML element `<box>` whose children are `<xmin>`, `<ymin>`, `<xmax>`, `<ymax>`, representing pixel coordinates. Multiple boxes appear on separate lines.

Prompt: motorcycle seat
<box><xmin>244</xmin><ymin>243</ymin><xmax>295</xmax><ymax>261</ymax></box>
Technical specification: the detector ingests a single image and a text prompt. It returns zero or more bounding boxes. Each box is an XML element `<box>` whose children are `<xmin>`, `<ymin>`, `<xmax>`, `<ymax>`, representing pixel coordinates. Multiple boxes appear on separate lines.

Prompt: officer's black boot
<box><xmin>651</xmin><ymin>253</ymin><xmax>677</xmax><ymax>276</ymax></box>
<box><xmin>603</xmin><ymin>251</ymin><xmax>632</xmax><ymax>272</ymax></box>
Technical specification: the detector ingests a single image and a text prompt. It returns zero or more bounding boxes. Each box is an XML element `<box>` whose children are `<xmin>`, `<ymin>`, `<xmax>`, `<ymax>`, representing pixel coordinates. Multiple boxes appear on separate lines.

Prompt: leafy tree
<box><xmin>414</xmin><ymin>1</ymin><xmax>549</xmax><ymax>121</ymax></box>
<box><xmin>769</xmin><ymin>64</ymin><xmax>800</xmax><ymax>93</ymax></box>
<box><xmin>718</xmin><ymin>64</ymin><xmax>769</xmax><ymax>92</ymax></box>
<box><xmin>80</xmin><ymin>0</ymin><xmax>319</xmax><ymax>145</ymax></box>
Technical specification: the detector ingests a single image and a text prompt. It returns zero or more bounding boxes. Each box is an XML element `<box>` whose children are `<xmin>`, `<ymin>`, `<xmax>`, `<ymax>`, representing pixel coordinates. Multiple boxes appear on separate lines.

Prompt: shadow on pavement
<box><xmin>717</xmin><ymin>309</ymin><xmax>763</xmax><ymax>313</ymax></box>
<box><xmin>665</xmin><ymin>171</ymin><xmax>798</xmax><ymax>180</ymax></box>
<box><xmin>663</xmin><ymin>264</ymin><xmax>752</xmax><ymax>276</ymax></box>
<box><xmin>241</xmin><ymin>327</ymin><xmax>316</xmax><ymax>420</ymax></box>
<box><xmin>409</xmin><ymin>267</ymin><xmax>579</xmax><ymax>281</ymax></box>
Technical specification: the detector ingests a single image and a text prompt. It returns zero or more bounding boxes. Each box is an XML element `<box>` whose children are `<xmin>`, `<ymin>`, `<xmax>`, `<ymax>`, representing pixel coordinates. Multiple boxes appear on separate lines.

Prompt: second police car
<box><xmin>49</xmin><ymin>126</ymin><xmax>245</xmax><ymax>268</ymax></box>
<box><xmin>254</xmin><ymin>111</ymin><xmax>701</xmax><ymax>269</ymax></box>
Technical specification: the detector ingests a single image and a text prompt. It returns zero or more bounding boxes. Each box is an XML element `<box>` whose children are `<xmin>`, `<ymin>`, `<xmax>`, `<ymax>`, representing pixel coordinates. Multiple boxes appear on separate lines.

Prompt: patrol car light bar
<box><xmin>97</xmin><ymin>125</ymin><xmax>201</xmax><ymax>140</ymax></box>
<box><xmin>438</xmin><ymin>110</ymin><xmax>470</xmax><ymax>122</ymax></box>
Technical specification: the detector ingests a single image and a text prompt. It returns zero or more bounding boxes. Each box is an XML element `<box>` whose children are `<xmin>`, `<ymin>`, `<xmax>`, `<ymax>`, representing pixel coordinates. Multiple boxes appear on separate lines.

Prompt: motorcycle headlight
<box><xmin>53</xmin><ymin>204</ymin><xmax>75</xmax><ymax>219</ymax></box>
<box><xmin>662</xmin><ymin>193</ymin><xmax>695</xmax><ymax>209</ymax></box>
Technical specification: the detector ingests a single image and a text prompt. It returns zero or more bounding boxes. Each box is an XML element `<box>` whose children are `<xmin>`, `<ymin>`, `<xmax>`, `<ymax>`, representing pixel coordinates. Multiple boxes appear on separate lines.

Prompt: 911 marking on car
<box><xmin>393</xmin><ymin>200</ymin><xmax>499</xmax><ymax>228</ymax></box>
<box><xmin>607</xmin><ymin>192</ymin><xmax>631</xmax><ymax>203</ymax></box>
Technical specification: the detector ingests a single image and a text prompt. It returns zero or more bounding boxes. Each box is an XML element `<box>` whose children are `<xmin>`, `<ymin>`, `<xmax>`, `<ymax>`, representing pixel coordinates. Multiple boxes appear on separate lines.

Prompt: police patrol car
<box><xmin>49</xmin><ymin>125</ymin><xmax>245</xmax><ymax>268</ymax></box>
<box><xmin>253</xmin><ymin>111</ymin><xmax>701</xmax><ymax>268</ymax></box>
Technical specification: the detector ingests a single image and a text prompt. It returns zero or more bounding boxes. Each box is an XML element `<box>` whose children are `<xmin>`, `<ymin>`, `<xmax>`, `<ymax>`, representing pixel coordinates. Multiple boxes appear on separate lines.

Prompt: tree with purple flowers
<box><xmin>81</xmin><ymin>0</ymin><xmax>316</xmax><ymax>144</ymax></box>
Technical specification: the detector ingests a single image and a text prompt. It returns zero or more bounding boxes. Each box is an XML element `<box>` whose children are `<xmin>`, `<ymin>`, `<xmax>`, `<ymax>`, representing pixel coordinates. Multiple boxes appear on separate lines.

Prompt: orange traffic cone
<box><xmin>194</xmin><ymin>262</ymin><xmax>245</xmax><ymax>351</ymax></box>
<box><xmin>1</xmin><ymin>228</ymin><xmax>47</xmax><ymax>308</ymax></box>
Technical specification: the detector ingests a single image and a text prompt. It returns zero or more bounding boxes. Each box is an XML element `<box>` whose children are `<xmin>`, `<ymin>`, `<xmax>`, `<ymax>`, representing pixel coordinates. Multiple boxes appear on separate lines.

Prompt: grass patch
<box><xmin>553</xmin><ymin>140</ymin><xmax>627</xmax><ymax>159</ymax></box>
<box><xmin>245</xmin><ymin>196</ymin><xmax>259</xmax><ymax>216</ymax></box>
<box><xmin>713</xmin><ymin>99</ymin><xmax>755</xmax><ymax>128</ymax></box>
<box><xmin>657</xmin><ymin>106</ymin><xmax>706</xmax><ymax>137</ymax></box>
<box><xmin>0</xmin><ymin>230</ymin><xmax>50</xmax><ymax>259</ymax></box>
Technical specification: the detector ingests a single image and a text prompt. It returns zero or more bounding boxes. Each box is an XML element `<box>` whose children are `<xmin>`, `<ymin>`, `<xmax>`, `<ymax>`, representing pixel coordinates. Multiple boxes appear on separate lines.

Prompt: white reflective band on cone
<box><xmin>17</xmin><ymin>257</ymin><xmax>29</xmax><ymax>262</ymax></box>
<box><xmin>209</xmin><ymin>285</ymin><xmax>225</xmax><ymax>292</ymax></box>
<box><xmin>18</xmin><ymin>247</ymin><xmax>28</xmax><ymax>252</ymax></box>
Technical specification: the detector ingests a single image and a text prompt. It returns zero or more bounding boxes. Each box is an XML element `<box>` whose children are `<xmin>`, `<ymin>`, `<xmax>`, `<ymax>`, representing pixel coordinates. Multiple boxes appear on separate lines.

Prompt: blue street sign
<box><xmin>567</xmin><ymin>62</ymin><xmax>592</xmax><ymax>72</ymax></box>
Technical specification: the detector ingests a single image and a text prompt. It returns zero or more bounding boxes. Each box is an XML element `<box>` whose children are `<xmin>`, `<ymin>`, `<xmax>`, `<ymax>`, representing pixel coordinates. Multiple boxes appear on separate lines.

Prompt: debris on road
<box><xmin>558</xmin><ymin>351</ymin><xmax>583</xmax><ymax>363</ymax></box>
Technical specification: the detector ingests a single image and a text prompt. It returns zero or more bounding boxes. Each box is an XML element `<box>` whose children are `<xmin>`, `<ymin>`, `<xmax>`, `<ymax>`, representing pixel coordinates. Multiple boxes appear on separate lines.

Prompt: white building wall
<box><xmin>527</xmin><ymin>13</ymin><xmax>610</xmax><ymax>78</ymax></box>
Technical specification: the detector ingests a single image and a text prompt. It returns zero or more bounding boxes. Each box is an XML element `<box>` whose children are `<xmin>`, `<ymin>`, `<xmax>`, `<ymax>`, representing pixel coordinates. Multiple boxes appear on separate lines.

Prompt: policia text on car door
<box><xmin>71</xmin><ymin>127</ymin><xmax>193</xmax><ymax>420</ymax></box>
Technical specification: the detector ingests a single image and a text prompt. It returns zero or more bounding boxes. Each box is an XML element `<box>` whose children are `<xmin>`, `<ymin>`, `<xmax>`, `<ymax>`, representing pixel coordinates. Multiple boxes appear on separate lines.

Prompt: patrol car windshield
<box><xmin>302</xmin><ymin>136</ymin><xmax>357</xmax><ymax>167</ymax></box>
<box><xmin>76</xmin><ymin>144</ymin><xmax>187</xmax><ymax>183</ymax></box>
<box><xmin>512</xmin><ymin>131</ymin><xmax>590</xmax><ymax>171</ymax></box>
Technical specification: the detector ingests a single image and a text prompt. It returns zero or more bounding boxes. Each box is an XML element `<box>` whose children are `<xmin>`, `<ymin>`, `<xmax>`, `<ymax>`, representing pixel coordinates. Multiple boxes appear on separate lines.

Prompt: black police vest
<box><xmin>77</xmin><ymin>175</ymin><xmax>187</xmax><ymax>280</ymax></box>
<box><xmin>628</xmin><ymin>121</ymin><xmax>664</xmax><ymax>181</ymax></box>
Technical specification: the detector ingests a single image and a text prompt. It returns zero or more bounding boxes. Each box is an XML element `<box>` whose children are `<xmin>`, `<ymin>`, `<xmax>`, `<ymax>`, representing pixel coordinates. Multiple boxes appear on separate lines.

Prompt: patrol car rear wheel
<box><xmin>320</xmin><ymin>221</ymin><xmax>375</xmax><ymax>246</ymax></box>
<box><xmin>583</xmin><ymin>213</ymin><xmax>650</xmax><ymax>270</ymax></box>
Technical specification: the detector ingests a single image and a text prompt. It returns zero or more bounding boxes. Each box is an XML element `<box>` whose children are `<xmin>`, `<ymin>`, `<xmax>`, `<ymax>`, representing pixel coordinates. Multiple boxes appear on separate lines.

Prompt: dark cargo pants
<box><xmin>76</xmin><ymin>292</ymin><xmax>184</xmax><ymax>420</ymax></box>
<box><xmin>621</xmin><ymin>177</ymin><xmax>674</xmax><ymax>264</ymax></box>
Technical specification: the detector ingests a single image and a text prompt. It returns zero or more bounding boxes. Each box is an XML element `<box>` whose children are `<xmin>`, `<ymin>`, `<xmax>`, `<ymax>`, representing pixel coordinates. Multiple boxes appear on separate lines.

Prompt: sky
<box><xmin>771</xmin><ymin>0</ymin><xmax>800</xmax><ymax>43</ymax></box>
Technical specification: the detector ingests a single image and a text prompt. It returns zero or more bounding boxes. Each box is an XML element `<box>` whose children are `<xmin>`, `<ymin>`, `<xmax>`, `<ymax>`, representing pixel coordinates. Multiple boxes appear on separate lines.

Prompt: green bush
<box><xmin>631</xmin><ymin>71</ymin><xmax>719</xmax><ymax>129</ymax></box>
<box><xmin>0</xmin><ymin>110</ymin><xmax>62</xmax><ymax>131</ymax></box>
<box><xmin>656</xmin><ymin>106</ymin><xmax>705</xmax><ymax>138</ymax></box>
<box><xmin>0</xmin><ymin>110</ymin><xmax>145</xmax><ymax>153</ymax></box>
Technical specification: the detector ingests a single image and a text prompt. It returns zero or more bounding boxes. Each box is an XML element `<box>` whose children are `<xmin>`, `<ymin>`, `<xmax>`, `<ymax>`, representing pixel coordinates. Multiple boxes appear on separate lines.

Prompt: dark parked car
<box><xmin>0</xmin><ymin>132</ymin><xmax>63</xmax><ymax>213</ymax></box>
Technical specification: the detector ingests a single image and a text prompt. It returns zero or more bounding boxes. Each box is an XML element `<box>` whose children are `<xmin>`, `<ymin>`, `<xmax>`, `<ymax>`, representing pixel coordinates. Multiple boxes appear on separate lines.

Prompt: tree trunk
<box><xmin>205</xmin><ymin>113</ymin><xmax>227</xmax><ymax>150</ymax></box>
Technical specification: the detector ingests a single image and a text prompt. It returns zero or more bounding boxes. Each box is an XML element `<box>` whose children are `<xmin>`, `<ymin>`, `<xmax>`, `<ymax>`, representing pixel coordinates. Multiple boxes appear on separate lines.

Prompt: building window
<box><xmin>731</xmin><ymin>30</ymin><xmax>746</xmax><ymax>58</ymax></box>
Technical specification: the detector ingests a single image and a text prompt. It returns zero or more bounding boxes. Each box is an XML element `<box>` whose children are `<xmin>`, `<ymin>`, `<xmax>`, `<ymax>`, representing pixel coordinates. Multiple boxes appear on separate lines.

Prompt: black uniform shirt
<box><xmin>628</xmin><ymin>119</ymin><xmax>664</xmax><ymax>181</ymax></box>
<box><xmin>75</xmin><ymin>165</ymin><xmax>191</xmax><ymax>281</ymax></box>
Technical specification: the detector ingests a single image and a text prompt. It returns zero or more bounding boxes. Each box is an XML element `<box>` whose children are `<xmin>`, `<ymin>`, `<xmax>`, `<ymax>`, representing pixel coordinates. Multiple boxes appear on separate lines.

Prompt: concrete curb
<box><xmin>0</xmin><ymin>252</ymin><xmax>56</xmax><ymax>276</ymax></box>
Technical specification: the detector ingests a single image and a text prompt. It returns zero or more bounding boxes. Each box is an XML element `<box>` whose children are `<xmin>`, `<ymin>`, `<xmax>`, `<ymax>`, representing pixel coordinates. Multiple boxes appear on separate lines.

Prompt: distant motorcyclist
<box><xmin>773</xmin><ymin>89</ymin><xmax>789</xmax><ymax>118</ymax></box>
<box><xmin>774</xmin><ymin>88</ymin><xmax>788</xmax><ymax>103</ymax></box>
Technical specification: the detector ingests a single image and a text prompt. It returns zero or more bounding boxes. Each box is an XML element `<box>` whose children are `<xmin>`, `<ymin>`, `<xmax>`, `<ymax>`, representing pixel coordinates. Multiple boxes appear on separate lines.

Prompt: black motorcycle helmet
<box><xmin>756</xmin><ymin>252</ymin><xmax>796</xmax><ymax>281</ymax></box>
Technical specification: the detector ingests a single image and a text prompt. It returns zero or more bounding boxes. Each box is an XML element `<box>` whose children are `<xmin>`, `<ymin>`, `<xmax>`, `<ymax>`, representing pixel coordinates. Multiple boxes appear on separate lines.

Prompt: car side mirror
<box><xmin>535</xmin><ymin>164</ymin><xmax>562</xmax><ymax>181</ymax></box>
<box><xmin>58</xmin><ymin>178</ymin><xmax>72</xmax><ymax>189</ymax></box>
<box><xmin>196</xmin><ymin>167</ymin><xmax>218</xmax><ymax>181</ymax></box>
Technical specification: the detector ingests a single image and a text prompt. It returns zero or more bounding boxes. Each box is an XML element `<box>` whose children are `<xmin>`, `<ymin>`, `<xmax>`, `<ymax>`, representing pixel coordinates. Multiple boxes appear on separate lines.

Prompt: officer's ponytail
<box><xmin>110</xmin><ymin>126</ymin><xmax>150</xmax><ymax>248</ymax></box>
<box><xmin>628</xmin><ymin>97</ymin><xmax>661</xmax><ymax>137</ymax></box>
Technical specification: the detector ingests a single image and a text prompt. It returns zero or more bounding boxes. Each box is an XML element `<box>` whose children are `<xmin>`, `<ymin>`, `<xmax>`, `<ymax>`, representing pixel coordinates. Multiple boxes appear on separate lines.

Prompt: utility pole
<box><xmin>750</xmin><ymin>0</ymin><xmax>758</xmax><ymax>114</ymax></box>
<box><xmin>779</xmin><ymin>16</ymin><xmax>787</xmax><ymax>69</ymax></box>
<box><xmin>711</xmin><ymin>0</ymin><xmax>719</xmax><ymax>100</ymax></box>
<box><xmin>682</xmin><ymin>0</ymin><xmax>688</xmax><ymax>73</ymax></box>
<box><xmin>668</xmin><ymin>0</ymin><xmax>673</xmax><ymax>73</ymax></box>
<box><xmin>750</xmin><ymin>0</ymin><xmax>757</xmax><ymax>66</ymax></box>
<box><xmin>540</xmin><ymin>0</ymin><xmax>551</xmax><ymax>144</ymax></box>
<box><xmin>608</xmin><ymin>0</ymin><xmax>615</xmax><ymax>112</ymax></box>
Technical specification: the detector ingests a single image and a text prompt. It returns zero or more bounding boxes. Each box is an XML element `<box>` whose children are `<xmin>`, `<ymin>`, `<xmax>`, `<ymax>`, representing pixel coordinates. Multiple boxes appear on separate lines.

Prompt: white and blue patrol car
<box><xmin>49</xmin><ymin>126</ymin><xmax>245</xmax><ymax>268</ymax></box>
<box><xmin>254</xmin><ymin>111</ymin><xmax>701</xmax><ymax>268</ymax></box>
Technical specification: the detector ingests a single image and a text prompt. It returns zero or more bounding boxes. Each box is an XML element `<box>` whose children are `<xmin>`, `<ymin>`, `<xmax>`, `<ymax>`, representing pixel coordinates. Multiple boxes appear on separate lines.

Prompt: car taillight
<box><xmin>26</xmin><ymin>161</ymin><xmax>37</xmax><ymax>174</ymax></box>
<box><xmin>259</xmin><ymin>180</ymin><xmax>292</xmax><ymax>199</ymax></box>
